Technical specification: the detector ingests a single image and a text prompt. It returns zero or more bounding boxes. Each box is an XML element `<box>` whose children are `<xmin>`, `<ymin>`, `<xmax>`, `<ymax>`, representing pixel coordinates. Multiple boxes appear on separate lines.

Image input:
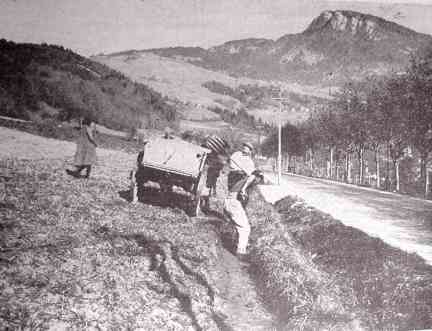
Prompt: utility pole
<box><xmin>256</xmin><ymin>124</ymin><xmax>264</xmax><ymax>157</ymax></box>
<box><xmin>272</xmin><ymin>89</ymin><xmax>290</xmax><ymax>185</ymax></box>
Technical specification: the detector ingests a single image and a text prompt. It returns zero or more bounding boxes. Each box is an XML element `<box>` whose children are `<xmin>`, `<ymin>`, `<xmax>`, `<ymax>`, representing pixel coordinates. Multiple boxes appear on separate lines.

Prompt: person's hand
<box><xmin>237</xmin><ymin>190</ymin><xmax>249</xmax><ymax>206</ymax></box>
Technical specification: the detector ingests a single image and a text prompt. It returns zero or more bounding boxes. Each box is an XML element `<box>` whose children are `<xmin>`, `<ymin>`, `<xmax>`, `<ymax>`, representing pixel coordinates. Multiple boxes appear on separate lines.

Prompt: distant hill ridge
<box><xmin>121</xmin><ymin>10</ymin><xmax>432</xmax><ymax>85</ymax></box>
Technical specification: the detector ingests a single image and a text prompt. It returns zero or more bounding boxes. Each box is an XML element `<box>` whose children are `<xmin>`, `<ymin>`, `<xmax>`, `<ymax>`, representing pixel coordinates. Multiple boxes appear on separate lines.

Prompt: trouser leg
<box><xmin>224</xmin><ymin>198</ymin><xmax>251</xmax><ymax>254</ymax></box>
<box><xmin>201</xmin><ymin>186</ymin><xmax>210</xmax><ymax>210</ymax></box>
<box><xmin>235</xmin><ymin>221</ymin><xmax>251</xmax><ymax>254</ymax></box>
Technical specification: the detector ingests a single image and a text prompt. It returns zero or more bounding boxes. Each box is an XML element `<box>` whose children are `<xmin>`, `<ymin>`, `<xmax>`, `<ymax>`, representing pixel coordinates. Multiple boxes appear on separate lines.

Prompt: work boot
<box><xmin>66</xmin><ymin>169</ymin><xmax>80</xmax><ymax>178</ymax></box>
<box><xmin>236</xmin><ymin>251</ymin><xmax>250</xmax><ymax>265</ymax></box>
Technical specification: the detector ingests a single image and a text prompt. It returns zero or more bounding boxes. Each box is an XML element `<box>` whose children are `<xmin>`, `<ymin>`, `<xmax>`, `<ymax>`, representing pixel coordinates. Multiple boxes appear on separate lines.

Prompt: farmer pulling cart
<box><xmin>130</xmin><ymin>136</ymin><xmax>210</xmax><ymax>216</ymax></box>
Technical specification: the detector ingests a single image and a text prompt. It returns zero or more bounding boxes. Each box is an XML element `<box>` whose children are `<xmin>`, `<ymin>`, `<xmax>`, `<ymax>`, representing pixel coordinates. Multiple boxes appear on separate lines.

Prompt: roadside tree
<box><xmin>406</xmin><ymin>48</ymin><xmax>432</xmax><ymax>198</ymax></box>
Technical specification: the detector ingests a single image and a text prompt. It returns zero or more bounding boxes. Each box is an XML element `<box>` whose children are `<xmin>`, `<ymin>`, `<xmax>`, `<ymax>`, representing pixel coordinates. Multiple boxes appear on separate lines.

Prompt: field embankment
<box><xmin>0</xmin><ymin>117</ymin><xmax>146</xmax><ymax>154</ymax></box>
<box><xmin>243</xmin><ymin>191</ymin><xmax>365</xmax><ymax>330</ymax></box>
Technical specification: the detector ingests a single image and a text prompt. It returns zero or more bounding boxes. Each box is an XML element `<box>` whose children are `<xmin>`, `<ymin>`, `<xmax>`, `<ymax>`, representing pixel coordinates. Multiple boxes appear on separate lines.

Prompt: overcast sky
<box><xmin>1</xmin><ymin>0</ymin><xmax>432</xmax><ymax>56</ymax></box>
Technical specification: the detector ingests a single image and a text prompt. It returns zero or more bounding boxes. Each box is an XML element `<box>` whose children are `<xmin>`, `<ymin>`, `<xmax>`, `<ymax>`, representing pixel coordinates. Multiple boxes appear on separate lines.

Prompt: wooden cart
<box><xmin>130</xmin><ymin>137</ymin><xmax>210</xmax><ymax>216</ymax></box>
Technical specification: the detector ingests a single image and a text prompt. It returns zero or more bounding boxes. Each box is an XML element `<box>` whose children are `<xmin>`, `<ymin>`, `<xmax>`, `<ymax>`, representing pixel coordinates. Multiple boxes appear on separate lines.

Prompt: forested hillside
<box><xmin>0</xmin><ymin>39</ymin><xmax>176</xmax><ymax>130</ymax></box>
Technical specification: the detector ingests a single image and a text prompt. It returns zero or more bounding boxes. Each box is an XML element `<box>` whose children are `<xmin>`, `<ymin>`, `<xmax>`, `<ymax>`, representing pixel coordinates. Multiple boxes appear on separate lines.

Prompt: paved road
<box><xmin>259</xmin><ymin>172</ymin><xmax>432</xmax><ymax>265</ymax></box>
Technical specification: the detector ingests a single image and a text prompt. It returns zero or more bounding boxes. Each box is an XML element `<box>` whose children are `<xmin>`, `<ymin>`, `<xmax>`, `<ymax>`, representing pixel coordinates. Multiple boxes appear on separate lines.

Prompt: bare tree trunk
<box><xmin>420</xmin><ymin>152</ymin><xmax>429</xmax><ymax>197</ymax></box>
<box><xmin>395</xmin><ymin>161</ymin><xmax>400</xmax><ymax>192</ymax></box>
<box><xmin>420</xmin><ymin>153</ymin><xmax>427</xmax><ymax>180</ymax></box>
<box><xmin>336</xmin><ymin>162</ymin><xmax>340</xmax><ymax>181</ymax></box>
<box><xmin>357</xmin><ymin>147</ymin><xmax>364</xmax><ymax>185</ymax></box>
<box><xmin>386</xmin><ymin>141</ymin><xmax>391</xmax><ymax>191</ymax></box>
<box><xmin>330</xmin><ymin>147</ymin><xmax>334</xmax><ymax>179</ymax></box>
<box><xmin>288</xmin><ymin>154</ymin><xmax>292</xmax><ymax>172</ymax></box>
<box><xmin>375</xmin><ymin>148</ymin><xmax>380</xmax><ymax>189</ymax></box>
<box><xmin>345</xmin><ymin>152</ymin><xmax>352</xmax><ymax>183</ymax></box>
<box><xmin>293</xmin><ymin>155</ymin><xmax>297</xmax><ymax>174</ymax></box>
<box><xmin>309</xmin><ymin>149</ymin><xmax>314</xmax><ymax>172</ymax></box>
<box><xmin>345</xmin><ymin>154</ymin><xmax>348</xmax><ymax>182</ymax></box>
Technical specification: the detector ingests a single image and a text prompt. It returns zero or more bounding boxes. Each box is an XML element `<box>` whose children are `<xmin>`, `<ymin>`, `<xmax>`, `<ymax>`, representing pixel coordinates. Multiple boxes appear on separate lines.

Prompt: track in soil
<box><xmin>199</xmin><ymin>215</ymin><xmax>277</xmax><ymax>331</ymax></box>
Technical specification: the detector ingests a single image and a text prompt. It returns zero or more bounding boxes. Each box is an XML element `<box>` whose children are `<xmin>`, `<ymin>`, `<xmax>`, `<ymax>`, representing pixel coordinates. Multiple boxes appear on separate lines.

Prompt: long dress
<box><xmin>74</xmin><ymin>126</ymin><xmax>97</xmax><ymax>166</ymax></box>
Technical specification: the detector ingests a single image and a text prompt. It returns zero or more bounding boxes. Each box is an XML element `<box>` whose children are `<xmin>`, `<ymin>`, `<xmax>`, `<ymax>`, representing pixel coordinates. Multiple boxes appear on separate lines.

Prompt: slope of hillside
<box><xmin>93</xmin><ymin>52</ymin><xmax>327</xmax><ymax>126</ymax></box>
<box><xmin>93</xmin><ymin>52</ymin><xmax>260</xmax><ymax>118</ymax></box>
<box><xmin>0</xmin><ymin>40</ymin><xmax>176</xmax><ymax>130</ymax></box>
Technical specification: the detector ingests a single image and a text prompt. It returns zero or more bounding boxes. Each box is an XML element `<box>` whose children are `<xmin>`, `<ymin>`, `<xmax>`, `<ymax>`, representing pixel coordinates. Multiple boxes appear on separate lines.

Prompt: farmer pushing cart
<box><xmin>201</xmin><ymin>135</ymin><xmax>230</xmax><ymax>211</ymax></box>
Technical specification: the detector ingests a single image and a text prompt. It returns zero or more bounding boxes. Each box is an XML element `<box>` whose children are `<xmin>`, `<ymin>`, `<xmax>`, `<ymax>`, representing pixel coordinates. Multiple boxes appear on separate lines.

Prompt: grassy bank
<box><xmin>274</xmin><ymin>196</ymin><xmax>432</xmax><ymax>330</ymax></box>
<box><xmin>239</xmin><ymin>190</ymin><xmax>366</xmax><ymax>330</ymax></box>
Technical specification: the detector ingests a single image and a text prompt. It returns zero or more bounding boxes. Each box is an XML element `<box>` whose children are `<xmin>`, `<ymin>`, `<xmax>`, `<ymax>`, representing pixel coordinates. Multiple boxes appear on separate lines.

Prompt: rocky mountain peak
<box><xmin>304</xmin><ymin>10</ymin><xmax>416</xmax><ymax>40</ymax></box>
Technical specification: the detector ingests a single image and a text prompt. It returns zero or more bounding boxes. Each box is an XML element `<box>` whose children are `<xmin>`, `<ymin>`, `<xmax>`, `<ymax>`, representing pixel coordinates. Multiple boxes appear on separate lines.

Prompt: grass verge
<box><xmin>274</xmin><ymin>196</ymin><xmax>432</xmax><ymax>330</ymax></box>
<box><xmin>242</xmin><ymin>190</ymin><xmax>366</xmax><ymax>330</ymax></box>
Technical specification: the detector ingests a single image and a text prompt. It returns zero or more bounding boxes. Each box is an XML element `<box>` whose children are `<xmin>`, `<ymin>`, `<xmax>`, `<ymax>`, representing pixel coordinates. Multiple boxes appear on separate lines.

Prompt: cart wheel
<box><xmin>187</xmin><ymin>195</ymin><xmax>201</xmax><ymax>217</ymax></box>
<box><xmin>130</xmin><ymin>170</ymin><xmax>138</xmax><ymax>203</ymax></box>
<box><xmin>188</xmin><ymin>170</ymin><xmax>206</xmax><ymax>216</ymax></box>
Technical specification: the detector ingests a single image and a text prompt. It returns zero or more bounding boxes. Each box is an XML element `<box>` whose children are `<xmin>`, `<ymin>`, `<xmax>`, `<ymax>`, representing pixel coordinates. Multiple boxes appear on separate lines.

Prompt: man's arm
<box><xmin>260</xmin><ymin>174</ymin><xmax>275</xmax><ymax>185</ymax></box>
<box><xmin>239</xmin><ymin>174</ymin><xmax>257</xmax><ymax>195</ymax></box>
<box><xmin>249</xmin><ymin>170</ymin><xmax>274</xmax><ymax>186</ymax></box>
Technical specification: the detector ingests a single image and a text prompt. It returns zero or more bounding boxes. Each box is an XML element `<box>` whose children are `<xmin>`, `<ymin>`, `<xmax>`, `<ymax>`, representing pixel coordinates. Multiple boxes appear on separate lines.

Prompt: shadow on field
<box><xmin>93</xmin><ymin>227</ymin><xmax>233</xmax><ymax>331</ymax></box>
<box><xmin>118</xmin><ymin>187</ymin><xmax>192</xmax><ymax>214</ymax></box>
<box><xmin>118</xmin><ymin>187</ymin><xmax>239</xmax><ymax>255</ymax></box>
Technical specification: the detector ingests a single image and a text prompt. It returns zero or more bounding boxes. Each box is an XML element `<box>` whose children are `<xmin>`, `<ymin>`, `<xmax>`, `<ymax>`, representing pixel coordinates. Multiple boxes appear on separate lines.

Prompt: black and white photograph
<box><xmin>1</xmin><ymin>0</ymin><xmax>432</xmax><ymax>330</ymax></box>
